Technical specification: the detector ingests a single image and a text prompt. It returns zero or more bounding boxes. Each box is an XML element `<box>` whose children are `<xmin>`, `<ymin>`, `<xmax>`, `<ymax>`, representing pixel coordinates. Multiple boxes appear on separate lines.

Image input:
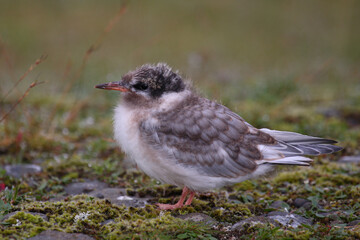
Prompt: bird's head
<box><xmin>95</xmin><ymin>63</ymin><xmax>186</xmax><ymax>101</ymax></box>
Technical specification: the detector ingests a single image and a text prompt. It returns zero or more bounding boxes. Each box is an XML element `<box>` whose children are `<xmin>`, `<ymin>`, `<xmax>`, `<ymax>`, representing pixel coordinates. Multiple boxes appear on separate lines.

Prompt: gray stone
<box><xmin>293</xmin><ymin>198</ymin><xmax>311</xmax><ymax>208</ymax></box>
<box><xmin>95</xmin><ymin>193</ymin><xmax>104</xmax><ymax>199</ymax></box>
<box><xmin>64</xmin><ymin>180</ymin><xmax>108</xmax><ymax>195</ymax></box>
<box><xmin>178</xmin><ymin>213</ymin><xmax>217</xmax><ymax>225</ymax></box>
<box><xmin>48</xmin><ymin>195</ymin><xmax>66</xmax><ymax>202</ymax></box>
<box><xmin>28</xmin><ymin>230</ymin><xmax>95</xmax><ymax>240</ymax></box>
<box><xmin>2</xmin><ymin>211</ymin><xmax>48</xmax><ymax>221</ymax></box>
<box><xmin>339</xmin><ymin>156</ymin><xmax>360</xmax><ymax>164</ymax></box>
<box><xmin>5</xmin><ymin>164</ymin><xmax>42</xmax><ymax>178</ymax></box>
<box><xmin>89</xmin><ymin>188</ymin><xmax>148</xmax><ymax>208</ymax></box>
<box><xmin>317</xmin><ymin>107</ymin><xmax>341</xmax><ymax>118</ymax></box>
<box><xmin>232</xmin><ymin>216</ymin><xmax>279</xmax><ymax>231</ymax></box>
<box><xmin>269</xmin><ymin>200</ymin><xmax>289</xmax><ymax>210</ymax></box>
<box><xmin>348</xmin><ymin>220</ymin><xmax>360</xmax><ymax>226</ymax></box>
<box><xmin>100</xmin><ymin>219</ymin><xmax>115</xmax><ymax>226</ymax></box>
<box><xmin>316</xmin><ymin>211</ymin><xmax>341</xmax><ymax>220</ymax></box>
<box><xmin>301</xmin><ymin>202</ymin><xmax>313</xmax><ymax>210</ymax></box>
<box><xmin>266</xmin><ymin>211</ymin><xmax>312</xmax><ymax>228</ymax></box>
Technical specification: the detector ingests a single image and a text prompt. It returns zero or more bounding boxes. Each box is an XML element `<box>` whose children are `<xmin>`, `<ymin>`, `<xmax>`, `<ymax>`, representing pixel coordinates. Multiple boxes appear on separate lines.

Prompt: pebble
<box><xmin>64</xmin><ymin>180</ymin><xmax>108</xmax><ymax>195</ymax></box>
<box><xmin>28</xmin><ymin>230</ymin><xmax>95</xmax><ymax>240</ymax></box>
<box><xmin>269</xmin><ymin>200</ymin><xmax>289</xmax><ymax>210</ymax></box>
<box><xmin>347</xmin><ymin>220</ymin><xmax>360</xmax><ymax>226</ymax></box>
<box><xmin>5</xmin><ymin>164</ymin><xmax>42</xmax><ymax>178</ymax></box>
<box><xmin>89</xmin><ymin>188</ymin><xmax>148</xmax><ymax>208</ymax></box>
<box><xmin>293</xmin><ymin>198</ymin><xmax>312</xmax><ymax>210</ymax></box>
<box><xmin>177</xmin><ymin>213</ymin><xmax>217</xmax><ymax>225</ymax></box>
<box><xmin>100</xmin><ymin>219</ymin><xmax>115</xmax><ymax>226</ymax></box>
<box><xmin>232</xmin><ymin>216</ymin><xmax>279</xmax><ymax>231</ymax></box>
<box><xmin>316</xmin><ymin>211</ymin><xmax>341</xmax><ymax>220</ymax></box>
<box><xmin>266</xmin><ymin>211</ymin><xmax>312</xmax><ymax>228</ymax></box>
<box><xmin>338</xmin><ymin>155</ymin><xmax>360</xmax><ymax>164</ymax></box>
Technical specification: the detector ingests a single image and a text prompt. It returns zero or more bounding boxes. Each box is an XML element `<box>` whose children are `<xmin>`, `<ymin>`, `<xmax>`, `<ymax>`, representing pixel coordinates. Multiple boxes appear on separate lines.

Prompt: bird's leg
<box><xmin>157</xmin><ymin>187</ymin><xmax>190</xmax><ymax>210</ymax></box>
<box><xmin>185</xmin><ymin>191</ymin><xmax>195</xmax><ymax>206</ymax></box>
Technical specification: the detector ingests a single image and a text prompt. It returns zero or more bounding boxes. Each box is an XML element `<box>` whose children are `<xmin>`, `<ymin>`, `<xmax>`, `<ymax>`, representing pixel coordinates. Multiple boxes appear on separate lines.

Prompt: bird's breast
<box><xmin>113</xmin><ymin>104</ymin><xmax>145</xmax><ymax>160</ymax></box>
<box><xmin>113</xmin><ymin>103</ymin><xmax>166</xmax><ymax>179</ymax></box>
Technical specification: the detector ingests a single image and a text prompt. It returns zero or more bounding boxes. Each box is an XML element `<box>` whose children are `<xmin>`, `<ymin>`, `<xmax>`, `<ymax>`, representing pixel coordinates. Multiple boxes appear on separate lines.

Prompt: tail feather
<box><xmin>257</xmin><ymin>129</ymin><xmax>343</xmax><ymax>167</ymax></box>
<box><xmin>260</xmin><ymin>129</ymin><xmax>338</xmax><ymax>145</ymax></box>
<box><xmin>256</xmin><ymin>156</ymin><xmax>313</xmax><ymax>166</ymax></box>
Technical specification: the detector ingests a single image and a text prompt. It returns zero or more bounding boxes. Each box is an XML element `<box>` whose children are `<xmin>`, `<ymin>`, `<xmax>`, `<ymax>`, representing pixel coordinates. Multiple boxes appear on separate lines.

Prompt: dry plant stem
<box><xmin>1</xmin><ymin>54</ymin><xmax>47</xmax><ymax>103</ymax></box>
<box><xmin>0</xmin><ymin>81</ymin><xmax>45</xmax><ymax>123</ymax></box>
<box><xmin>57</xmin><ymin>3</ymin><xmax>128</xmax><ymax>127</ymax></box>
<box><xmin>76</xmin><ymin>2</ymin><xmax>128</xmax><ymax>80</ymax></box>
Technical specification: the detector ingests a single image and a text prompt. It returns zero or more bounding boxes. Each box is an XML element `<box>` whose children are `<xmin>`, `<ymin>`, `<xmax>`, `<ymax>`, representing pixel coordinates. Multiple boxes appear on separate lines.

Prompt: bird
<box><xmin>95</xmin><ymin>63</ymin><xmax>343</xmax><ymax>210</ymax></box>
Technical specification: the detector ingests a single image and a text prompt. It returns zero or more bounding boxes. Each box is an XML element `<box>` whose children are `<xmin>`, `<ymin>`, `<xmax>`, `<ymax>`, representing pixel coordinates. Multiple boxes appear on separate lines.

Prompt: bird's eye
<box><xmin>132</xmin><ymin>82</ymin><xmax>148</xmax><ymax>91</ymax></box>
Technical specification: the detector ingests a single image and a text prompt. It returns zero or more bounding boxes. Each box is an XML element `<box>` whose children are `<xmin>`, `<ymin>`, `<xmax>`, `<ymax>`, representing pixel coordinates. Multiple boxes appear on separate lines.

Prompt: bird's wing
<box><xmin>139</xmin><ymin>96</ymin><xmax>276</xmax><ymax>178</ymax></box>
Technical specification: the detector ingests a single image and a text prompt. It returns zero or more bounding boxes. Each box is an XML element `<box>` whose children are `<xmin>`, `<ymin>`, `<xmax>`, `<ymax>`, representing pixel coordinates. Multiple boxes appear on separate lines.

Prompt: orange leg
<box><xmin>157</xmin><ymin>187</ymin><xmax>195</xmax><ymax>210</ymax></box>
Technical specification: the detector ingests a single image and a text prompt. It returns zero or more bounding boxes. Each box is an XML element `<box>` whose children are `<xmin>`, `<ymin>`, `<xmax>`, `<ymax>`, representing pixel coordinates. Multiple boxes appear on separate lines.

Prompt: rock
<box><xmin>348</xmin><ymin>220</ymin><xmax>360</xmax><ymax>226</ymax></box>
<box><xmin>293</xmin><ymin>198</ymin><xmax>311</xmax><ymax>209</ymax></box>
<box><xmin>64</xmin><ymin>180</ymin><xmax>108</xmax><ymax>195</ymax></box>
<box><xmin>89</xmin><ymin>188</ymin><xmax>148</xmax><ymax>208</ymax></box>
<box><xmin>317</xmin><ymin>107</ymin><xmax>341</xmax><ymax>118</ymax></box>
<box><xmin>316</xmin><ymin>211</ymin><xmax>341</xmax><ymax>220</ymax></box>
<box><xmin>301</xmin><ymin>202</ymin><xmax>313</xmax><ymax>210</ymax></box>
<box><xmin>266</xmin><ymin>211</ymin><xmax>312</xmax><ymax>228</ymax></box>
<box><xmin>95</xmin><ymin>193</ymin><xmax>104</xmax><ymax>199</ymax></box>
<box><xmin>339</xmin><ymin>156</ymin><xmax>360</xmax><ymax>164</ymax></box>
<box><xmin>269</xmin><ymin>200</ymin><xmax>289</xmax><ymax>210</ymax></box>
<box><xmin>2</xmin><ymin>211</ymin><xmax>48</xmax><ymax>221</ymax></box>
<box><xmin>100</xmin><ymin>219</ymin><xmax>115</xmax><ymax>226</ymax></box>
<box><xmin>48</xmin><ymin>196</ymin><xmax>66</xmax><ymax>202</ymax></box>
<box><xmin>28</xmin><ymin>230</ymin><xmax>95</xmax><ymax>240</ymax></box>
<box><xmin>232</xmin><ymin>216</ymin><xmax>279</xmax><ymax>231</ymax></box>
<box><xmin>178</xmin><ymin>213</ymin><xmax>217</xmax><ymax>225</ymax></box>
<box><xmin>5</xmin><ymin>164</ymin><xmax>42</xmax><ymax>178</ymax></box>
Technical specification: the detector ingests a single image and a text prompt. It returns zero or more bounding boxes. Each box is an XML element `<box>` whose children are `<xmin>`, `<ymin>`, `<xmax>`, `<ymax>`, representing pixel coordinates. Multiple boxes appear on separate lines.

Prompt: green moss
<box><xmin>0</xmin><ymin>195</ymin><xmax>219</xmax><ymax>239</ymax></box>
<box><xmin>233</xmin><ymin>180</ymin><xmax>256</xmax><ymax>191</ymax></box>
<box><xmin>209</xmin><ymin>202</ymin><xmax>252</xmax><ymax>223</ymax></box>
<box><xmin>278</xmin><ymin>229</ymin><xmax>312</xmax><ymax>240</ymax></box>
<box><xmin>102</xmin><ymin>212</ymin><xmax>214</xmax><ymax>239</ymax></box>
<box><xmin>350</xmin><ymin>225</ymin><xmax>360</xmax><ymax>238</ymax></box>
<box><xmin>1</xmin><ymin>212</ymin><xmax>52</xmax><ymax>239</ymax></box>
<box><xmin>273</xmin><ymin>170</ymin><xmax>306</xmax><ymax>184</ymax></box>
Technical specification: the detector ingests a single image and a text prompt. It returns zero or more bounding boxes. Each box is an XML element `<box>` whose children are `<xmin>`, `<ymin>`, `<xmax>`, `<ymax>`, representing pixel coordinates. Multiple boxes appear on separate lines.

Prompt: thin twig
<box><xmin>61</xmin><ymin>2</ymin><xmax>129</xmax><ymax>126</ymax></box>
<box><xmin>0</xmin><ymin>81</ymin><xmax>45</xmax><ymax>123</ymax></box>
<box><xmin>1</xmin><ymin>54</ymin><xmax>47</xmax><ymax>103</ymax></box>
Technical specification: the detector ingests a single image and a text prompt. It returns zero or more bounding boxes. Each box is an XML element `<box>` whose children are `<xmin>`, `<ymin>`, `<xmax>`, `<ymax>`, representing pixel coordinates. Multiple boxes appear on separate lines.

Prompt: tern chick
<box><xmin>95</xmin><ymin>63</ymin><xmax>342</xmax><ymax>210</ymax></box>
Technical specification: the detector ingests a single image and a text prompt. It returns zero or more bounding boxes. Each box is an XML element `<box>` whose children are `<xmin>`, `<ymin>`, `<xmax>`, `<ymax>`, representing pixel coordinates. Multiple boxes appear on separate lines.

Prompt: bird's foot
<box><xmin>156</xmin><ymin>187</ymin><xmax>196</xmax><ymax>210</ymax></box>
<box><xmin>156</xmin><ymin>203</ymin><xmax>183</xmax><ymax>210</ymax></box>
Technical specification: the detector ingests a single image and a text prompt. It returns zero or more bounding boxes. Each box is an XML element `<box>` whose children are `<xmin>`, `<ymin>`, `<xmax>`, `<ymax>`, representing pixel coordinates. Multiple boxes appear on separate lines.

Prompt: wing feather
<box><xmin>140</xmin><ymin>96</ymin><xmax>274</xmax><ymax>178</ymax></box>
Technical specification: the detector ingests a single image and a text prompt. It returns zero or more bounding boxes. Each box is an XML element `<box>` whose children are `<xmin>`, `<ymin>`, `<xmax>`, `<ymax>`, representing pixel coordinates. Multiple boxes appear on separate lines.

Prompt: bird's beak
<box><xmin>95</xmin><ymin>81</ymin><xmax>131</xmax><ymax>92</ymax></box>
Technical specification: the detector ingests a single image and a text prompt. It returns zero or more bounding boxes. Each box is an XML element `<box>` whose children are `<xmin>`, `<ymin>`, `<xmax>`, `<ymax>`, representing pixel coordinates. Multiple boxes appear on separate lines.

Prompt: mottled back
<box><xmin>140</xmin><ymin>95</ymin><xmax>276</xmax><ymax>178</ymax></box>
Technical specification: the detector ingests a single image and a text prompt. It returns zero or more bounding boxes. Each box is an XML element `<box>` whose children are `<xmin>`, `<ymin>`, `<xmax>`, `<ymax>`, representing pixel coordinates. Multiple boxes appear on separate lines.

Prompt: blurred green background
<box><xmin>1</xmin><ymin>0</ymin><xmax>359</xmax><ymax>148</ymax></box>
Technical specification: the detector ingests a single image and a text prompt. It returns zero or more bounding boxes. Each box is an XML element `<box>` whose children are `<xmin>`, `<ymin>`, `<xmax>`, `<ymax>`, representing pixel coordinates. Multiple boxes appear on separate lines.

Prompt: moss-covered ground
<box><xmin>1</xmin><ymin>89</ymin><xmax>359</xmax><ymax>239</ymax></box>
<box><xmin>1</xmin><ymin>1</ymin><xmax>360</xmax><ymax>239</ymax></box>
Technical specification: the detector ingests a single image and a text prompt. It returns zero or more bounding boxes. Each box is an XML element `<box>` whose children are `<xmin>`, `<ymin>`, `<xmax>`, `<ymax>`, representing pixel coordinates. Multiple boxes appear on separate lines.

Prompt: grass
<box><xmin>1</xmin><ymin>1</ymin><xmax>360</xmax><ymax>239</ymax></box>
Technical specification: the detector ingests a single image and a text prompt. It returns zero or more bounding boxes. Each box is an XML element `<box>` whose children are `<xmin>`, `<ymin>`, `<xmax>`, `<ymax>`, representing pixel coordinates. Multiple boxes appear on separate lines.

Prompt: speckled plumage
<box><xmin>140</xmin><ymin>95</ymin><xmax>274</xmax><ymax>178</ymax></box>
